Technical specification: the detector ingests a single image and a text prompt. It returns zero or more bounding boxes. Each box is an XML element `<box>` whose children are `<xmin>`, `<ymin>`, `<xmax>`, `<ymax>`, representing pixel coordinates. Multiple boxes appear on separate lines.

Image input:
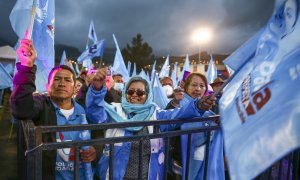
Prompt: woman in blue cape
<box><xmin>86</xmin><ymin>68</ymin><xmax>215</xmax><ymax>180</ymax></box>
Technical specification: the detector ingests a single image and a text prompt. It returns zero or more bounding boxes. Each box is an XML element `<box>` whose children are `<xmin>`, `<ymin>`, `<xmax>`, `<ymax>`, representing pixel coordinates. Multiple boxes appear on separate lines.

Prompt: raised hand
<box><xmin>90</xmin><ymin>67</ymin><xmax>108</xmax><ymax>91</ymax></box>
<box><xmin>16</xmin><ymin>39</ymin><xmax>37</xmax><ymax>67</ymax></box>
<box><xmin>197</xmin><ymin>94</ymin><xmax>216</xmax><ymax>111</ymax></box>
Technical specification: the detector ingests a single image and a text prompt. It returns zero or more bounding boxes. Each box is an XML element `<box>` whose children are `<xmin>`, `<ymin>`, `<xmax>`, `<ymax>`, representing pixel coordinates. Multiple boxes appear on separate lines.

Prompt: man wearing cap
<box><xmin>210</xmin><ymin>77</ymin><xmax>225</xmax><ymax>114</ymax></box>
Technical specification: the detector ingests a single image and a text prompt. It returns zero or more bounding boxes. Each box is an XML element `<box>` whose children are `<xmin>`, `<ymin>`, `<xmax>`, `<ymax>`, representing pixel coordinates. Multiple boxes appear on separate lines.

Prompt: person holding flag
<box><xmin>10</xmin><ymin>39</ymin><xmax>97</xmax><ymax>179</ymax></box>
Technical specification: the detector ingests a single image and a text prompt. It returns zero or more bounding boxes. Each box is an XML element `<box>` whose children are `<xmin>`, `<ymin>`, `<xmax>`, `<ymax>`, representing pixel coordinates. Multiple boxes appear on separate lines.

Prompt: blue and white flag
<box><xmin>0</xmin><ymin>63</ymin><xmax>13</xmax><ymax>89</ymax></box>
<box><xmin>112</xmin><ymin>34</ymin><xmax>129</xmax><ymax>81</ymax></box>
<box><xmin>9</xmin><ymin>0</ymin><xmax>34</xmax><ymax>38</ymax></box>
<box><xmin>88</xmin><ymin>20</ymin><xmax>97</xmax><ymax>44</ymax></box>
<box><xmin>127</xmin><ymin>61</ymin><xmax>131</xmax><ymax>77</ymax></box>
<box><xmin>10</xmin><ymin>0</ymin><xmax>55</xmax><ymax>92</ymax></box>
<box><xmin>206</xmin><ymin>54</ymin><xmax>218</xmax><ymax>84</ymax></box>
<box><xmin>171</xmin><ymin>62</ymin><xmax>178</xmax><ymax>88</ymax></box>
<box><xmin>178</xmin><ymin>54</ymin><xmax>190</xmax><ymax>83</ymax></box>
<box><xmin>159</xmin><ymin>55</ymin><xmax>170</xmax><ymax>78</ymax></box>
<box><xmin>77</xmin><ymin>40</ymin><xmax>105</xmax><ymax>64</ymax></box>
<box><xmin>132</xmin><ymin>62</ymin><xmax>137</xmax><ymax>77</ymax></box>
<box><xmin>220</xmin><ymin>0</ymin><xmax>300</xmax><ymax>179</ymax></box>
<box><xmin>152</xmin><ymin>71</ymin><xmax>169</xmax><ymax>109</ymax></box>
<box><xmin>60</xmin><ymin>50</ymin><xmax>67</xmax><ymax>65</ymax></box>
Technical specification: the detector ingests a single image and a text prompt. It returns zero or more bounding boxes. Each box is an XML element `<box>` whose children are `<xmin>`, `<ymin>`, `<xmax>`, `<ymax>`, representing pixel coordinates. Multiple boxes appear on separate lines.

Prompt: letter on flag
<box><xmin>77</xmin><ymin>40</ymin><xmax>105</xmax><ymax>64</ymax></box>
<box><xmin>220</xmin><ymin>0</ymin><xmax>300</xmax><ymax>179</ymax></box>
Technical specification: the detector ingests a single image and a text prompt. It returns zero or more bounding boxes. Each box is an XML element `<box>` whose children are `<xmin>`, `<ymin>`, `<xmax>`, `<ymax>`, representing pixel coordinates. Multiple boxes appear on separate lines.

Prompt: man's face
<box><xmin>161</xmin><ymin>78</ymin><xmax>173</xmax><ymax>87</ymax></box>
<box><xmin>113</xmin><ymin>75</ymin><xmax>124</xmax><ymax>83</ymax></box>
<box><xmin>47</xmin><ymin>69</ymin><xmax>75</xmax><ymax>100</ymax></box>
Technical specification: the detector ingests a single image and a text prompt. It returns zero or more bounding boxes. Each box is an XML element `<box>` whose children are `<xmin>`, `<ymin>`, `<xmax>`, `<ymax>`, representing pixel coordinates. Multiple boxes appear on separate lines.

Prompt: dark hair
<box><xmin>126</xmin><ymin>76</ymin><xmax>149</xmax><ymax>94</ymax></box>
<box><xmin>160</xmin><ymin>77</ymin><xmax>173</xmax><ymax>85</ymax></box>
<box><xmin>76</xmin><ymin>77</ymin><xmax>85</xmax><ymax>85</ymax></box>
<box><xmin>48</xmin><ymin>65</ymin><xmax>76</xmax><ymax>84</ymax></box>
<box><xmin>184</xmin><ymin>73</ymin><xmax>208</xmax><ymax>94</ymax></box>
<box><xmin>112</xmin><ymin>74</ymin><xmax>123</xmax><ymax>79</ymax></box>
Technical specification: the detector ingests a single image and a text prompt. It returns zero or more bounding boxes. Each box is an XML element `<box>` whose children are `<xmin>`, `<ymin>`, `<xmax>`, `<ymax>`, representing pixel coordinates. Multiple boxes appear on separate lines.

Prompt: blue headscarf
<box><xmin>104</xmin><ymin>76</ymin><xmax>157</xmax><ymax>131</ymax></box>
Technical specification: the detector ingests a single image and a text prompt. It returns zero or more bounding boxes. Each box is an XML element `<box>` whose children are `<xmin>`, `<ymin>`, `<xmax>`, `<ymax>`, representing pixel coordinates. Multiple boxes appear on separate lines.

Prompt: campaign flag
<box><xmin>151</xmin><ymin>60</ymin><xmax>156</xmax><ymax>82</ymax></box>
<box><xmin>220</xmin><ymin>0</ymin><xmax>300</xmax><ymax>179</ymax></box>
<box><xmin>178</xmin><ymin>54</ymin><xmax>190</xmax><ymax>83</ymax></box>
<box><xmin>77</xmin><ymin>40</ymin><xmax>105</xmax><ymax>64</ymax></box>
<box><xmin>9</xmin><ymin>0</ymin><xmax>34</xmax><ymax>38</ymax></box>
<box><xmin>132</xmin><ymin>62</ymin><xmax>137</xmax><ymax>77</ymax></box>
<box><xmin>60</xmin><ymin>50</ymin><xmax>67</xmax><ymax>65</ymax></box>
<box><xmin>10</xmin><ymin>0</ymin><xmax>55</xmax><ymax>92</ymax></box>
<box><xmin>127</xmin><ymin>61</ymin><xmax>131</xmax><ymax>76</ymax></box>
<box><xmin>0</xmin><ymin>63</ymin><xmax>13</xmax><ymax>89</ymax></box>
<box><xmin>206</xmin><ymin>54</ymin><xmax>218</xmax><ymax>84</ymax></box>
<box><xmin>88</xmin><ymin>20</ymin><xmax>98</xmax><ymax>43</ymax></box>
<box><xmin>5</xmin><ymin>64</ymin><xmax>14</xmax><ymax>75</ymax></box>
<box><xmin>171</xmin><ymin>62</ymin><xmax>178</xmax><ymax>88</ymax></box>
<box><xmin>152</xmin><ymin>71</ymin><xmax>169</xmax><ymax>109</ymax></box>
<box><xmin>112</xmin><ymin>34</ymin><xmax>129</xmax><ymax>81</ymax></box>
<box><xmin>82</xmin><ymin>59</ymin><xmax>92</xmax><ymax>69</ymax></box>
<box><xmin>159</xmin><ymin>55</ymin><xmax>170</xmax><ymax>78</ymax></box>
<box><xmin>139</xmin><ymin>69</ymin><xmax>149</xmax><ymax>82</ymax></box>
<box><xmin>75</xmin><ymin>62</ymin><xmax>80</xmax><ymax>76</ymax></box>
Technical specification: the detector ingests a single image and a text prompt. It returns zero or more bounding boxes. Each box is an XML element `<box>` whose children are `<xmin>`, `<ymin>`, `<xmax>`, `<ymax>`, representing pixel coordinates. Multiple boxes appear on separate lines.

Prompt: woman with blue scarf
<box><xmin>85</xmin><ymin>68</ymin><xmax>215</xmax><ymax>180</ymax></box>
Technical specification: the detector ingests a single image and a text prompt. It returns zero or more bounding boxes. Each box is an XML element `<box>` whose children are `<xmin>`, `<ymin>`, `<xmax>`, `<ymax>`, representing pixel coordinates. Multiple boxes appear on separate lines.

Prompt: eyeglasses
<box><xmin>126</xmin><ymin>89</ymin><xmax>146</xmax><ymax>96</ymax></box>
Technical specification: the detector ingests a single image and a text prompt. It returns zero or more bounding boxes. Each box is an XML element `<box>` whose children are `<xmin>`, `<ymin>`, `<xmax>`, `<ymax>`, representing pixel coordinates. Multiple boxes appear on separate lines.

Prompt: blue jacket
<box><xmin>51</xmin><ymin>99</ymin><xmax>91</xmax><ymax>180</ymax></box>
<box><xmin>86</xmin><ymin>86</ymin><xmax>207</xmax><ymax>180</ymax></box>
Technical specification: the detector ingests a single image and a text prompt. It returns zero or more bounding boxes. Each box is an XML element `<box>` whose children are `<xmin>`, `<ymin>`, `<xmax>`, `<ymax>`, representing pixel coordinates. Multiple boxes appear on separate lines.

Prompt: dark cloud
<box><xmin>0</xmin><ymin>0</ymin><xmax>274</xmax><ymax>56</ymax></box>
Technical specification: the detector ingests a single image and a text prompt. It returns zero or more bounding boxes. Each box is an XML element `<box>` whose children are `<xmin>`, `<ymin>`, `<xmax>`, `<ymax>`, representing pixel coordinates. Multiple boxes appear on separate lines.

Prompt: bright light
<box><xmin>192</xmin><ymin>27</ymin><xmax>213</xmax><ymax>45</ymax></box>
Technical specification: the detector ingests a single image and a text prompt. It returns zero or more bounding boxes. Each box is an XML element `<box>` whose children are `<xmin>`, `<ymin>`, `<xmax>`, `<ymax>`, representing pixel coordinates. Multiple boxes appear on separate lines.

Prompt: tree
<box><xmin>121</xmin><ymin>34</ymin><xmax>155</xmax><ymax>71</ymax></box>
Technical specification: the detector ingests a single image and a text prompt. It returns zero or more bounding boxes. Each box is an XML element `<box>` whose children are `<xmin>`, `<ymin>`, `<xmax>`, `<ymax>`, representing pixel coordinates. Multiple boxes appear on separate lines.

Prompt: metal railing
<box><xmin>18</xmin><ymin>116</ymin><xmax>220</xmax><ymax>180</ymax></box>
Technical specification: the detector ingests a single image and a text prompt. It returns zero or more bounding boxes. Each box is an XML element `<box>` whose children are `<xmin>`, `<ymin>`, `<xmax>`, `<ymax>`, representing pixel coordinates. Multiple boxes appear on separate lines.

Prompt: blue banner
<box><xmin>220</xmin><ymin>0</ymin><xmax>300</xmax><ymax>179</ymax></box>
<box><xmin>0</xmin><ymin>63</ymin><xmax>13</xmax><ymax>89</ymax></box>
<box><xmin>77</xmin><ymin>40</ymin><xmax>105</xmax><ymax>64</ymax></box>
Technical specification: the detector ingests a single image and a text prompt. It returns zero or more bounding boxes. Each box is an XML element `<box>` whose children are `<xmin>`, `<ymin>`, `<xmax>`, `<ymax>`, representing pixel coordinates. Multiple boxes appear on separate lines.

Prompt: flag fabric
<box><xmin>88</xmin><ymin>20</ymin><xmax>97</xmax><ymax>43</ymax></box>
<box><xmin>178</xmin><ymin>54</ymin><xmax>190</xmax><ymax>83</ymax></box>
<box><xmin>159</xmin><ymin>55</ymin><xmax>170</xmax><ymax>78</ymax></box>
<box><xmin>151</xmin><ymin>60</ymin><xmax>156</xmax><ymax>82</ymax></box>
<box><xmin>10</xmin><ymin>0</ymin><xmax>55</xmax><ymax>92</ymax></box>
<box><xmin>77</xmin><ymin>40</ymin><xmax>105</xmax><ymax>64</ymax></box>
<box><xmin>132</xmin><ymin>63</ymin><xmax>137</xmax><ymax>77</ymax></box>
<box><xmin>171</xmin><ymin>62</ymin><xmax>178</xmax><ymax>88</ymax></box>
<box><xmin>127</xmin><ymin>61</ymin><xmax>131</xmax><ymax>77</ymax></box>
<box><xmin>60</xmin><ymin>50</ymin><xmax>67</xmax><ymax>65</ymax></box>
<box><xmin>152</xmin><ymin>71</ymin><xmax>169</xmax><ymax>109</ymax></box>
<box><xmin>112</xmin><ymin>34</ymin><xmax>129</xmax><ymax>81</ymax></box>
<box><xmin>220</xmin><ymin>0</ymin><xmax>300</xmax><ymax>179</ymax></box>
<box><xmin>5</xmin><ymin>64</ymin><xmax>14</xmax><ymax>75</ymax></box>
<box><xmin>0</xmin><ymin>63</ymin><xmax>13</xmax><ymax>89</ymax></box>
<box><xmin>206</xmin><ymin>54</ymin><xmax>218</xmax><ymax>84</ymax></box>
<box><xmin>139</xmin><ymin>69</ymin><xmax>150</xmax><ymax>82</ymax></box>
<box><xmin>75</xmin><ymin>62</ymin><xmax>80</xmax><ymax>76</ymax></box>
<box><xmin>9</xmin><ymin>0</ymin><xmax>34</xmax><ymax>38</ymax></box>
<box><xmin>82</xmin><ymin>59</ymin><xmax>92</xmax><ymax>69</ymax></box>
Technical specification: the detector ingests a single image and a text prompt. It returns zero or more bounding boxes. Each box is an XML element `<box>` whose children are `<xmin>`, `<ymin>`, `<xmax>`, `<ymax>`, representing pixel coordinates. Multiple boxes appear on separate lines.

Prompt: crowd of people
<box><xmin>9</xmin><ymin>39</ymin><xmax>226</xmax><ymax>179</ymax></box>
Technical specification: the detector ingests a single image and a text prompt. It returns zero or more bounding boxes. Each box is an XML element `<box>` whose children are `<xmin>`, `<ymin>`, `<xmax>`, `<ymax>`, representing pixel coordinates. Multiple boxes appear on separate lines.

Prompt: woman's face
<box><xmin>186</xmin><ymin>75</ymin><xmax>207</xmax><ymax>99</ymax></box>
<box><xmin>126</xmin><ymin>81</ymin><xmax>147</xmax><ymax>104</ymax></box>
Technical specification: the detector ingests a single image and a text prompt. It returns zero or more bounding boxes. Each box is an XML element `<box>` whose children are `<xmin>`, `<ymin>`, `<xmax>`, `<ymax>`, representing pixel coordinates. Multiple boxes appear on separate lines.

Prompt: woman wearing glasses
<box><xmin>85</xmin><ymin>68</ymin><xmax>215</xmax><ymax>180</ymax></box>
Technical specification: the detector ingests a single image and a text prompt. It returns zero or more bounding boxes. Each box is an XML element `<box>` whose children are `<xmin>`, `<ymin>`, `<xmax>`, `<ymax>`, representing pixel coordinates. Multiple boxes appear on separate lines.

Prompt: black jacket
<box><xmin>10</xmin><ymin>63</ymin><xmax>57</xmax><ymax>179</ymax></box>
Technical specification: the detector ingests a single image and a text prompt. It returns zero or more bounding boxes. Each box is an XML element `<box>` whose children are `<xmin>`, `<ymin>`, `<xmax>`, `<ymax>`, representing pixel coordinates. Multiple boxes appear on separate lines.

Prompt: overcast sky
<box><xmin>0</xmin><ymin>0</ymin><xmax>274</xmax><ymax>56</ymax></box>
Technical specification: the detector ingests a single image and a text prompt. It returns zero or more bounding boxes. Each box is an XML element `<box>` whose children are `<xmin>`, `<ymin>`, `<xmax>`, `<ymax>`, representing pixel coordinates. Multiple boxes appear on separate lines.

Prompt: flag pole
<box><xmin>24</xmin><ymin>2</ymin><xmax>36</xmax><ymax>40</ymax></box>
